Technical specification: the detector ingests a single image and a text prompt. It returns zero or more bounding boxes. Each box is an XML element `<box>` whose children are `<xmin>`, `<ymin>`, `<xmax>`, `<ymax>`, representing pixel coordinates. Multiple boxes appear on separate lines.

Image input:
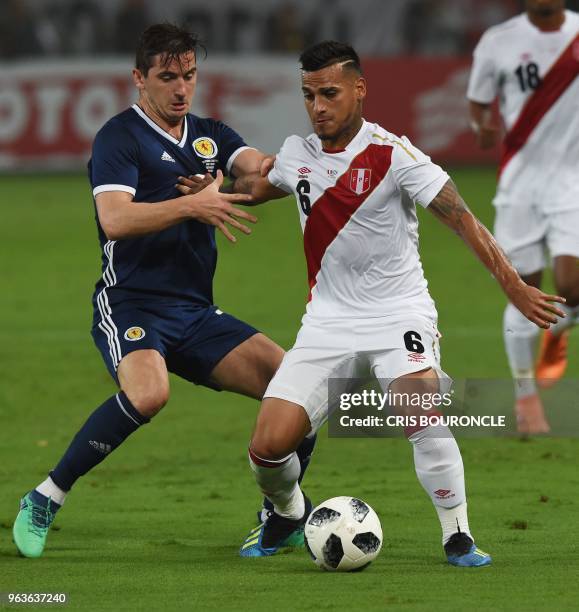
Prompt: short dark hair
<box><xmin>299</xmin><ymin>41</ymin><xmax>362</xmax><ymax>74</ymax></box>
<box><xmin>136</xmin><ymin>23</ymin><xmax>204</xmax><ymax>76</ymax></box>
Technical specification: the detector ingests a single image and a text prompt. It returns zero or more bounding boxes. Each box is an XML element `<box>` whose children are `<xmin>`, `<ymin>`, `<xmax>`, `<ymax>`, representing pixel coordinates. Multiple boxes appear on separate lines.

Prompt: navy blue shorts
<box><xmin>91</xmin><ymin>301</ymin><xmax>258</xmax><ymax>387</ymax></box>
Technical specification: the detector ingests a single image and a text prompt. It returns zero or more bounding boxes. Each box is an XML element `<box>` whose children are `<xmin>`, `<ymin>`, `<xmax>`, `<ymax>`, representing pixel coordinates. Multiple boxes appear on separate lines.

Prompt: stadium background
<box><xmin>1</xmin><ymin>0</ymin><xmax>578</xmax><ymax>610</ymax></box>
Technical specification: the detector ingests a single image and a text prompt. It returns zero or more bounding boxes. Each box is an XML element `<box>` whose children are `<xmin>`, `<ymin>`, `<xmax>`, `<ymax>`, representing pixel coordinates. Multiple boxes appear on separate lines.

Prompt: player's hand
<box><xmin>187</xmin><ymin>170</ymin><xmax>257</xmax><ymax>243</ymax></box>
<box><xmin>176</xmin><ymin>173</ymin><xmax>215</xmax><ymax>195</ymax></box>
<box><xmin>509</xmin><ymin>282</ymin><xmax>566</xmax><ymax>329</ymax></box>
<box><xmin>260</xmin><ymin>155</ymin><xmax>276</xmax><ymax>177</ymax></box>
<box><xmin>475</xmin><ymin>125</ymin><xmax>500</xmax><ymax>149</ymax></box>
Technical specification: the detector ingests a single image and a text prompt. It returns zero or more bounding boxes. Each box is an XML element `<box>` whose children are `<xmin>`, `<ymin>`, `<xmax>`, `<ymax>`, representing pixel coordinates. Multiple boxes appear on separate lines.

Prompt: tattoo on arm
<box><xmin>428</xmin><ymin>177</ymin><xmax>521</xmax><ymax>292</ymax></box>
<box><xmin>218</xmin><ymin>174</ymin><xmax>254</xmax><ymax>195</ymax></box>
<box><xmin>227</xmin><ymin>172</ymin><xmax>285</xmax><ymax>205</ymax></box>
<box><xmin>428</xmin><ymin>179</ymin><xmax>471</xmax><ymax>234</ymax></box>
<box><xmin>231</xmin><ymin>174</ymin><xmax>256</xmax><ymax>195</ymax></box>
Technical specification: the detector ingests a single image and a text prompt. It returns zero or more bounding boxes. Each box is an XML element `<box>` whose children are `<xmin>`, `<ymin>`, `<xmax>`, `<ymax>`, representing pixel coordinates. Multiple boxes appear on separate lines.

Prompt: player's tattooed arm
<box><xmin>176</xmin><ymin>172</ymin><xmax>283</xmax><ymax>204</ymax></box>
<box><xmin>429</xmin><ymin>178</ymin><xmax>566</xmax><ymax>329</ymax></box>
<box><xmin>427</xmin><ymin>179</ymin><xmax>471</xmax><ymax>234</ymax></box>
<box><xmin>225</xmin><ymin>172</ymin><xmax>288</xmax><ymax>205</ymax></box>
<box><xmin>176</xmin><ymin>163</ymin><xmax>286</xmax><ymax>205</ymax></box>
<box><xmin>226</xmin><ymin>153</ymin><xmax>286</xmax><ymax>203</ymax></box>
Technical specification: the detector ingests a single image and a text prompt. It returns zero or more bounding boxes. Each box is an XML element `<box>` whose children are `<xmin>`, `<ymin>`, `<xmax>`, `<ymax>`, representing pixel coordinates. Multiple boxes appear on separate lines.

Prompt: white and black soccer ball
<box><xmin>304</xmin><ymin>496</ymin><xmax>382</xmax><ymax>571</ymax></box>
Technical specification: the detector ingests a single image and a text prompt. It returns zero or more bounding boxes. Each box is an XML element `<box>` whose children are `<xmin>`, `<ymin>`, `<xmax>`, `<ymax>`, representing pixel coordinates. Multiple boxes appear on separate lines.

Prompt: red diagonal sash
<box><xmin>303</xmin><ymin>143</ymin><xmax>393</xmax><ymax>300</ymax></box>
<box><xmin>500</xmin><ymin>32</ymin><xmax>579</xmax><ymax>176</ymax></box>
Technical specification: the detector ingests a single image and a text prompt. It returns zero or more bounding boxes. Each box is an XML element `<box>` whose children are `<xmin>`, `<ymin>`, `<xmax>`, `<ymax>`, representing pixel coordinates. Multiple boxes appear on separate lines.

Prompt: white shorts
<box><xmin>264</xmin><ymin>314</ymin><xmax>444</xmax><ymax>434</ymax></box>
<box><xmin>494</xmin><ymin>206</ymin><xmax>579</xmax><ymax>276</ymax></box>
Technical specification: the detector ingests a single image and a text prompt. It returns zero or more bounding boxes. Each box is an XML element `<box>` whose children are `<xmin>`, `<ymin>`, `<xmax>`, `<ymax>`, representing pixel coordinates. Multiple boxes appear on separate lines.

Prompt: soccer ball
<box><xmin>304</xmin><ymin>496</ymin><xmax>383</xmax><ymax>571</ymax></box>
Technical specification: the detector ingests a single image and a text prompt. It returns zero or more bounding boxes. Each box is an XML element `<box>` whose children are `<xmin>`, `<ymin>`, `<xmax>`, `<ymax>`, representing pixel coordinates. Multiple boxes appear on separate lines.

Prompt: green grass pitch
<box><xmin>0</xmin><ymin>169</ymin><xmax>577</xmax><ymax>611</ymax></box>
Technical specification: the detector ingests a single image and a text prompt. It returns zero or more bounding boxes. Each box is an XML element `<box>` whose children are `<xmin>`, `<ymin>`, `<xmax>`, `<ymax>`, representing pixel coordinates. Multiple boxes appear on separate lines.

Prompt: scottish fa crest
<box><xmin>124</xmin><ymin>326</ymin><xmax>146</xmax><ymax>341</ymax></box>
<box><xmin>192</xmin><ymin>137</ymin><xmax>218</xmax><ymax>159</ymax></box>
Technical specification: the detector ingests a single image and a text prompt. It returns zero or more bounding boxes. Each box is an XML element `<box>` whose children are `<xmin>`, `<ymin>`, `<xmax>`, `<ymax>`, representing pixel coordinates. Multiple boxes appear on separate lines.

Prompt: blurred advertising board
<box><xmin>0</xmin><ymin>57</ymin><xmax>497</xmax><ymax>171</ymax></box>
<box><xmin>0</xmin><ymin>57</ymin><xmax>309</xmax><ymax>171</ymax></box>
<box><xmin>363</xmin><ymin>57</ymin><xmax>499</xmax><ymax>165</ymax></box>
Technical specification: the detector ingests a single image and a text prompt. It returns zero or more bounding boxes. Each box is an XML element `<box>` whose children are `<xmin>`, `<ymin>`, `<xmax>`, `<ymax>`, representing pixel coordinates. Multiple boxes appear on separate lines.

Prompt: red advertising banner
<box><xmin>363</xmin><ymin>57</ymin><xmax>500</xmax><ymax>165</ymax></box>
<box><xmin>0</xmin><ymin>58</ymin><xmax>308</xmax><ymax>171</ymax></box>
<box><xmin>0</xmin><ymin>63</ymin><xmax>135</xmax><ymax>170</ymax></box>
<box><xmin>0</xmin><ymin>57</ymin><xmax>499</xmax><ymax>171</ymax></box>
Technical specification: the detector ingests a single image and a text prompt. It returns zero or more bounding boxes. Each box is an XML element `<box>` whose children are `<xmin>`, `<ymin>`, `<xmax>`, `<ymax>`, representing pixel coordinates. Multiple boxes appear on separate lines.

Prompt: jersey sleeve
<box><xmin>466</xmin><ymin>30</ymin><xmax>498</xmax><ymax>104</ymax></box>
<box><xmin>266</xmin><ymin>136</ymin><xmax>295</xmax><ymax>194</ymax></box>
<box><xmin>214</xmin><ymin>121</ymin><xmax>254</xmax><ymax>176</ymax></box>
<box><xmin>390</xmin><ymin>136</ymin><xmax>449</xmax><ymax>208</ymax></box>
<box><xmin>90</xmin><ymin>120</ymin><xmax>139</xmax><ymax>198</ymax></box>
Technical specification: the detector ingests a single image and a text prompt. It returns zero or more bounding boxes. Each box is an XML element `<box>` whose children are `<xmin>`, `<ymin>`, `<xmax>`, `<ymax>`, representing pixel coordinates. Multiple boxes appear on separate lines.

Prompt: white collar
<box><xmin>131</xmin><ymin>103</ymin><xmax>188</xmax><ymax>148</ymax></box>
<box><xmin>317</xmin><ymin>119</ymin><xmax>368</xmax><ymax>154</ymax></box>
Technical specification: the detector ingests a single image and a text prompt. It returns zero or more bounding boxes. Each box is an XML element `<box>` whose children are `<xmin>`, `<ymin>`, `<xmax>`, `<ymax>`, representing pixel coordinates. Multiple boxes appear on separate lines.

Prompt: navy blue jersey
<box><xmin>88</xmin><ymin>104</ymin><xmax>250</xmax><ymax>309</ymax></box>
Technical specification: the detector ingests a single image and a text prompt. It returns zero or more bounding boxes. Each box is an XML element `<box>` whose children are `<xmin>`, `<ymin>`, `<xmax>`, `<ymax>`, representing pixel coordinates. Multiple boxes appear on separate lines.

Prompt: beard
<box><xmin>528</xmin><ymin>2</ymin><xmax>564</xmax><ymax>17</ymax></box>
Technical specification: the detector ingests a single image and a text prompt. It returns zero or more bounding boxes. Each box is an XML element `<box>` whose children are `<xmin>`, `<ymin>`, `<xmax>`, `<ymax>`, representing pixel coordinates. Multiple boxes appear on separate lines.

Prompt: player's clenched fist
<box><xmin>185</xmin><ymin>170</ymin><xmax>257</xmax><ymax>243</ymax></box>
<box><xmin>508</xmin><ymin>282</ymin><xmax>566</xmax><ymax>330</ymax></box>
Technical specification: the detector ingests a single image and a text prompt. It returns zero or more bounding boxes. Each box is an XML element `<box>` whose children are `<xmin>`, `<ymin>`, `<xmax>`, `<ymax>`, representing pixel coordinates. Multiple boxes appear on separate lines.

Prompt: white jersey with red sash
<box><xmin>267</xmin><ymin>121</ymin><xmax>449</xmax><ymax>320</ymax></box>
<box><xmin>467</xmin><ymin>10</ymin><xmax>579</xmax><ymax>212</ymax></box>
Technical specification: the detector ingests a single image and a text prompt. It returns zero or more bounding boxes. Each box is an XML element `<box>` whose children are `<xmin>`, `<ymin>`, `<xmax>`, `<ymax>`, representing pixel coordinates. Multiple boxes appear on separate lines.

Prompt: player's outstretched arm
<box><xmin>428</xmin><ymin>179</ymin><xmax>566</xmax><ymax>329</ymax></box>
<box><xmin>96</xmin><ymin>170</ymin><xmax>257</xmax><ymax>243</ymax></box>
<box><xmin>173</xmin><ymin>148</ymin><xmax>271</xmax><ymax>196</ymax></box>
<box><xmin>177</xmin><ymin>171</ymin><xmax>287</xmax><ymax>205</ymax></box>
<box><xmin>229</xmin><ymin>170</ymin><xmax>288</xmax><ymax>204</ymax></box>
<box><xmin>469</xmin><ymin>101</ymin><xmax>500</xmax><ymax>150</ymax></box>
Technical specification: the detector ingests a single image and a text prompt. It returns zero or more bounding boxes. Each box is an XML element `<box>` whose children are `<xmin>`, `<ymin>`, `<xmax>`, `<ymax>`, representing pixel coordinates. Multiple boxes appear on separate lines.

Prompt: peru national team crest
<box><xmin>350</xmin><ymin>168</ymin><xmax>372</xmax><ymax>195</ymax></box>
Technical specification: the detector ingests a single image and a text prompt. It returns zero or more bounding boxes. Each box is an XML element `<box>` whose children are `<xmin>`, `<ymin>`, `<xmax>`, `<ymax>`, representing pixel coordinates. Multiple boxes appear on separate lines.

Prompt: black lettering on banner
<box><xmin>403</xmin><ymin>331</ymin><xmax>425</xmax><ymax>353</ymax></box>
<box><xmin>296</xmin><ymin>179</ymin><xmax>311</xmax><ymax>215</ymax></box>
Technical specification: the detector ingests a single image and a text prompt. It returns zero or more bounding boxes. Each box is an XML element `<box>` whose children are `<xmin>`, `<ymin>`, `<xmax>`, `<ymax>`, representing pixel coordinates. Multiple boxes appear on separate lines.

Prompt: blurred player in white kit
<box><xmin>203</xmin><ymin>41</ymin><xmax>566</xmax><ymax>567</ymax></box>
<box><xmin>467</xmin><ymin>0</ymin><xmax>579</xmax><ymax>433</ymax></box>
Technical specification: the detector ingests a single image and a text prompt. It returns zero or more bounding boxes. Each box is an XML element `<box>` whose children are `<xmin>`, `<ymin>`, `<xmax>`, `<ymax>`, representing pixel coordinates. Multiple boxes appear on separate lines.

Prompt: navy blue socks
<box><xmin>49</xmin><ymin>392</ymin><xmax>149</xmax><ymax>492</ymax></box>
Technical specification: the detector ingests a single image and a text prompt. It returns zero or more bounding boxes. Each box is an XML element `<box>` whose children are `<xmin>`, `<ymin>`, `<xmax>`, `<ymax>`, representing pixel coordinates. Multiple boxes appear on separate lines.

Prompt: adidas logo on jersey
<box><xmin>161</xmin><ymin>151</ymin><xmax>176</xmax><ymax>163</ymax></box>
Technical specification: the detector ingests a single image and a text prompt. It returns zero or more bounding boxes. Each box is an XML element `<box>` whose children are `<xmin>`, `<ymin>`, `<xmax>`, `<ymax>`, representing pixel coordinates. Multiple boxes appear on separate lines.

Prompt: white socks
<box><xmin>250</xmin><ymin>424</ymin><xmax>474</xmax><ymax>545</ymax></box>
<box><xmin>436</xmin><ymin>502</ymin><xmax>471</xmax><ymax>545</ymax></box>
<box><xmin>36</xmin><ymin>476</ymin><xmax>67</xmax><ymax>506</ymax></box>
<box><xmin>503</xmin><ymin>302</ymin><xmax>540</xmax><ymax>399</ymax></box>
<box><xmin>249</xmin><ymin>451</ymin><xmax>304</xmax><ymax>520</ymax></box>
<box><xmin>409</xmin><ymin>425</ymin><xmax>471</xmax><ymax>544</ymax></box>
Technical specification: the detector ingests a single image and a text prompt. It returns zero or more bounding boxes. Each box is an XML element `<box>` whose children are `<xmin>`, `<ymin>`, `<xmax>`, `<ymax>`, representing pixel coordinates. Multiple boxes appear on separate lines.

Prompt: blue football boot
<box><xmin>444</xmin><ymin>531</ymin><xmax>492</xmax><ymax>567</ymax></box>
<box><xmin>240</xmin><ymin>495</ymin><xmax>312</xmax><ymax>557</ymax></box>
